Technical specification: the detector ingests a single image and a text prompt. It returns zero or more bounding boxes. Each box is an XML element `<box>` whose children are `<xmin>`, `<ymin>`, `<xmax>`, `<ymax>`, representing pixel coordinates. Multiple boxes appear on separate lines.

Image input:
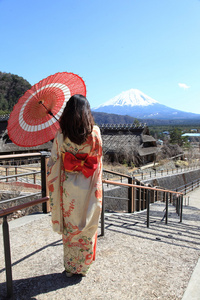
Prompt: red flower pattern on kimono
<box><xmin>48</xmin><ymin>184</ymin><xmax>54</xmax><ymax>193</ymax></box>
<box><xmin>47</xmin><ymin>125</ymin><xmax>102</xmax><ymax>275</ymax></box>
<box><xmin>95</xmin><ymin>189</ymin><xmax>102</xmax><ymax>199</ymax></box>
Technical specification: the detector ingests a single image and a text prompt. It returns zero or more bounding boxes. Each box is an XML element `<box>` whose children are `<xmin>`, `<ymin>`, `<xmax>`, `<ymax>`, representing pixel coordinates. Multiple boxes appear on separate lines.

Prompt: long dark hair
<box><xmin>59</xmin><ymin>94</ymin><xmax>94</xmax><ymax>145</ymax></box>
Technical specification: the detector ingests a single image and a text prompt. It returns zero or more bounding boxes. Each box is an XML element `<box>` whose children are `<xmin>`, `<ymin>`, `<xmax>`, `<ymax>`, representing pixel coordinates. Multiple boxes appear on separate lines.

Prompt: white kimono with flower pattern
<box><xmin>47</xmin><ymin>125</ymin><xmax>102</xmax><ymax>275</ymax></box>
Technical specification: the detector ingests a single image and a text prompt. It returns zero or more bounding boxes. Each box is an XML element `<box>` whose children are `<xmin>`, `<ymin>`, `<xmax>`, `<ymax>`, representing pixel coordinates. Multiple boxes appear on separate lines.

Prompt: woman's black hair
<box><xmin>59</xmin><ymin>94</ymin><xmax>94</xmax><ymax>145</ymax></box>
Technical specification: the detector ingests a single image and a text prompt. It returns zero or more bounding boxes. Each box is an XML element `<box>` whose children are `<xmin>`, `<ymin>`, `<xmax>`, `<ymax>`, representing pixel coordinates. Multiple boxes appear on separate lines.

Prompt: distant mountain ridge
<box><xmin>92</xmin><ymin>111</ymin><xmax>200</xmax><ymax>126</ymax></box>
<box><xmin>92</xmin><ymin>89</ymin><xmax>200</xmax><ymax>120</ymax></box>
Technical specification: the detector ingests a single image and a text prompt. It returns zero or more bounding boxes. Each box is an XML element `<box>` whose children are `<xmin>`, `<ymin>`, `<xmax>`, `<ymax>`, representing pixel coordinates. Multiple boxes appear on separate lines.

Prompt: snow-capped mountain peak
<box><xmin>94</xmin><ymin>89</ymin><xmax>158</xmax><ymax>109</ymax></box>
<box><xmin>92</xmin><ymin>88</ymin><xmax>200</xmax><ymax>119</ymax></box>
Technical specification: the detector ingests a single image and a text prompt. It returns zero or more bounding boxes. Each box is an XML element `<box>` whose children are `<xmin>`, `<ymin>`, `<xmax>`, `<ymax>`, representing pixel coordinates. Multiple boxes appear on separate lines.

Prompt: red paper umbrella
<box><xmin>7</xmin><ymin>72</ymin><xmax>86</xmax><ymax>147</ymax></box>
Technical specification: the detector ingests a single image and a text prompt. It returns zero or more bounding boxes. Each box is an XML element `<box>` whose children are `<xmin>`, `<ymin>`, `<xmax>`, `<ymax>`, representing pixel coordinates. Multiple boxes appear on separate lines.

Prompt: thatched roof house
<box><xmin>0</xmin><ymin>114</ymin><xmax>52</xmax><ymax>155</ymax></box>
<box><xmin>0</xmin><ymin>114</ymin><xmax>9</xmax><ymax>138</ymax></box>
<box><xmin>1</xmin><ymin>115</ymin><xmax>157</xmax><ymax>167</ymax></box>
<box><xmin>99</xmin><ymin>124</ymin><xmax>157</xmax><ymax>166</ymax></box>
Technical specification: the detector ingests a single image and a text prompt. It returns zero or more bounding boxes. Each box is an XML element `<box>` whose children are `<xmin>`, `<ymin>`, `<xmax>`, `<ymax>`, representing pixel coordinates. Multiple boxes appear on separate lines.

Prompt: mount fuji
<box><xmin>92</xmin><ymin>89</ymin><xmax>200</xmax><ymax>120</ymax></box>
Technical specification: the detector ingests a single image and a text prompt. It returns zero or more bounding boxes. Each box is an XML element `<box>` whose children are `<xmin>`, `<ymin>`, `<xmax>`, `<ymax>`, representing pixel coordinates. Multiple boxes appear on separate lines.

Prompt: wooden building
<box><xmin>100</xmin><ymin>124</ymin><xmax>157</xmax><ymax>166</ymax></box>
<box><xmin>0</xmin><ymin>114</ymin><xmax>52</xmax><ymax>155</ymax></box>
<box><xmin>1</xmin><ymin>115</ymin><xmax>157</xmax><ymax>166</ymax></box>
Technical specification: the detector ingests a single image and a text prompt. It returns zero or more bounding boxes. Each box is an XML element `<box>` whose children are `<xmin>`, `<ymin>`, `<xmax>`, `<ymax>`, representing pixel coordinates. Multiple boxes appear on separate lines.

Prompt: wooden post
<box><xmin>138</xmin><ymin>187</ymin><xmax>141</xmax><ymax>211</ymax></box>
<box><xmin>177</xmin><ymin>197</ymin><xmax>180</xmax><ymax>216</ymax></box>
<box><xmin>143</xmin><ymin>188</ymin><xmax>146</xmax><ymax>209</ymax></box>
<box><xmin>165</xmin><ymin>192</ymin><xmax>168</xmax><ymax>225</ymax></box>
<box><xmin>170</xmin><ymin>193</ymin><xmax>172</xmax><ymax>204</ymax></box>
<box><xmin>128</xmin><ymin>177</ymin><xmax>134</xmax><ymax>213</ymax></box>
<box><xmin>101</xmin><ymin>184</ymin><xmax>105</xmax><ymax>236</ymax></box>
<box><xmin>147</xmin><ymin>190</ymin><xmax>150</xmax><ymax>228</ymax></box>
<box><xmin>6</xmin><ymin>167</ymin><xmax>8</xmax><ymax>182</ymax></box>
<box><xmin>41</xmin><ymin>152</ymin><xmax>50</xmax><ymax>213</ymax></box>
<box><xmin>180</xmin><ymin>195</ymin><xmax>183</xmax><ymax>223</ymax></box>
<box><xmin>3</xmin><ymin>216</ymin><xmax>13</xmax><ymax>298</ymax></box>
<box><xmin>33</xmin><ymin>173</ymin><xmax>36</xmax><ymax>184</ymax></box>
<box><xmin>15</xmin><ymin>167</ymin><xmax>18</xmax><ymax>181</ymax></box>
<box><xmin>155</xmin><ymin>190</ymin><xmax>158</xmax><ymax>202</ymax></box>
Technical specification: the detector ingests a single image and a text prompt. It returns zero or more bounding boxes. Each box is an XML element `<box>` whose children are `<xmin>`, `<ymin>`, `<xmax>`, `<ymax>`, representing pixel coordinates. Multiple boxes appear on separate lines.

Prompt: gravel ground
<box><xmin>0</xmin><ymin>191</ymin><xmax>200</xmax><ymax>300</ymax></box>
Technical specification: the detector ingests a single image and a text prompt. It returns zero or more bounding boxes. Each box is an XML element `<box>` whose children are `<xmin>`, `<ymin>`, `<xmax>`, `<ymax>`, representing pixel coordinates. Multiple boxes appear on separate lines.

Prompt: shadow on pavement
<box><xmin>103</xmin><ymin>207</ymin><xmax>200</xmax><ymax>251</ymax></box>
<box><xmin>0</xmin><ymin>271</ymin><xmax>82</xmax><ymax>299</ymax></box>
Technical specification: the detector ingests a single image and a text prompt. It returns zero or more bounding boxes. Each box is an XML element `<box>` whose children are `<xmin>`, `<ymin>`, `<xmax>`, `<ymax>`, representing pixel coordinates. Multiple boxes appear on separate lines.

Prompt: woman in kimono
<box><xmin>47</xmin><ymin>94</ymin><xmax>102</xmax><ymax>277</ymax></box>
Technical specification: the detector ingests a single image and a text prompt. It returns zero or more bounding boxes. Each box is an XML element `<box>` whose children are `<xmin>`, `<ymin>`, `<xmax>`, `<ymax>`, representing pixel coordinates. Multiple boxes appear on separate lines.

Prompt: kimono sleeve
<box><xmin>91</xmin><ymin>126</ymin><xmax>103</xmax><ymax>204</ymax></box>
<box><xmin>47</xmin><ymin>131</ymin><xmax>64</xmax><ymax>234</ymax></box>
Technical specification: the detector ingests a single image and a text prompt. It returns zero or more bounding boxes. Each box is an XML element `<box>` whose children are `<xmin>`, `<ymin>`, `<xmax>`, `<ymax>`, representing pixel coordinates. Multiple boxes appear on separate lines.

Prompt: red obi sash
<box><xmin>62</xmin><ymin>152</ymin><xmax>98</xmax><ymax>178</ymax></box>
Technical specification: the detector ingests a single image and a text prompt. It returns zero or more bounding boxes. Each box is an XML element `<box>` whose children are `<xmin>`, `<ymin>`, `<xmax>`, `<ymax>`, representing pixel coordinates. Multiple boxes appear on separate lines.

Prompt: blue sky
<box><xmin>1</xmin><ymin>0</ymin><xmax>200</xmax><ymax>114</ymax></box>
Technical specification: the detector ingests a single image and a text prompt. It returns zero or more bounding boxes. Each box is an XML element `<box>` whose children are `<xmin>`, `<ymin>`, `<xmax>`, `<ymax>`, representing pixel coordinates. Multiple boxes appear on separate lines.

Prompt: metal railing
<box><xmin>133</xmin><ymin>164</ymin><xmax>200</xmax><ymax>181</ymax></box>
<box><xmin>103</xmin><ymin>169</ymin><xmax>135</xmax><ymax>213</ymax></box>
<box><xmin>103</xmin><ymin>168</ymin><xmax>199</xmax><ymax>217</ymax></box>
<box><xmin>0</xmin><ymin>163</ymin><xmax>188</xmax><ymax>298</ymax></box>
<box><xmin>0</xmin><ymin>196</ymin><xmax>49</xmax><ymax>298</ymax></box>
<box><xmin>0</xmin><ymin>165</ymin><xmax>40</xmax><ymax>185</ymax></box>
<box><xmin>101</xmin><ymin>179</ymin><xmax>183</xmax><ymax>236</ymax></box>
<box><xmin>0</xmin><ymin>153</ymin><xmax>51</xmax><ymax>298</ymax></box>
<box><xmin>0</xmin><ymin>152</ymin><xmax>50</xmax><ymax>212</ymax></box>
<box><xmin>103</xmin><ymin>168</ymin><xmax>186</xmax><ymax>215</ymax></box>
<box><xmin>175</xmin><ymin>178</ymin><xmax>200</xmax><ymax>195</ymax></box>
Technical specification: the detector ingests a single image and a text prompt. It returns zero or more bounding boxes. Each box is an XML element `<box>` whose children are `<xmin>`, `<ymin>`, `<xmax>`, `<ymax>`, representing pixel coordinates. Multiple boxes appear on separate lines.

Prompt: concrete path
<box><xmin>182</xmin><ymin>188</ymin><xmax>200</xmax><ymax>300</ymax></box>
<box><xmin>0</xmin><ymin>188</ymin><xmax>200</xmax><ymax>299</ymax></box>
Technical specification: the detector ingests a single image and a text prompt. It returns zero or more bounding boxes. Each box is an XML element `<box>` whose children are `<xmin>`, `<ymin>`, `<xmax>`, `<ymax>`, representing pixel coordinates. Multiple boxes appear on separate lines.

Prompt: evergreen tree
<box><xmin>170</xmin><ymin>128</ymin><xmax>188</xmax><ymax>146</ymax></box>
<box><xmin>0</xmin><ymin>72</ymin><xmax>31</xmax><ymax>114</ymax></box>
<box><xmin>0</xmin><ymin>94</ymin><xmax>8</xmax><ymax>110</ymax></box>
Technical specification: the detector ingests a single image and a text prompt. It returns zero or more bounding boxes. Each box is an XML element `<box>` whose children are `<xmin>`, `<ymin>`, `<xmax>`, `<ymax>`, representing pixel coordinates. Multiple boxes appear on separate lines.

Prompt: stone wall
<box><xmin>142</xmin><ymin>169</ymin><xmax>200</xmax><ymax>191</ymax></box>
<box><xmin>103</xmin><ymin>169</ymin><xmax>200</xmax><ymax>212</ymax></box>
<box><xmin>104</xmin><ymin>186</ymin><xmax>128</xmax><ymax>212</ymax></box>
<box><xmin>0</xmin><ymin>191</ymin><xmax>42</xmax><ymax>223</ymax></box>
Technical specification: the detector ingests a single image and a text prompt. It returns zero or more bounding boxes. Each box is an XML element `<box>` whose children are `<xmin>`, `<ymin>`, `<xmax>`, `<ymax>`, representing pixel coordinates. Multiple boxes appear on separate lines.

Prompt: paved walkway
<box><xmin>181</xmin><ymin>188</ymin><xmax>200</xmax><ymax>300</ymax></box>
<box><xmin>0</xmin><ymin>188</ymin><xmax>200</xmax><ymax>299</ymax></box>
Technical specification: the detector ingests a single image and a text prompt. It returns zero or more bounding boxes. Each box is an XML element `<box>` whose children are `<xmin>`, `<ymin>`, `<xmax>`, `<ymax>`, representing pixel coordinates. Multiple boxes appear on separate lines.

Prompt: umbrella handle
<box><xmin>39</xmin><ymin>101</ymin><xmax>59</xmax><ymax>122</ymax></box>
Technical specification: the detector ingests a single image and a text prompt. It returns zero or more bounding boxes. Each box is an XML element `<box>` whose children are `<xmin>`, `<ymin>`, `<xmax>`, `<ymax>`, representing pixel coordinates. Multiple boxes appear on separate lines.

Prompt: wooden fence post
<box><xmin>128</xmin><ymin>177</ymin><xmax>134</xmax><ymax>213</ymax></box>
<box><xmin>6</xmin><ymin>167</ymin><xmax>8</xmax><ymax>182</ymax></box>
<box><xmin>33</xmin><ymin>173</ymin><xmax>36</xmax><ymax>184</ymax></box>
<box><xmin>180</xmin><ymin>195</ymin><xmax>183</xmax><ymax>223</ymax></box>
<box><xmin>41</xmin><ymin>152</ymin><xmax>50</xmax><ymax>213</ymax></box>
<box><xmin>147</xmin><ymin>190</ymin><xmax>150</xmax><ymax>228</ymax></box>
<box><xmin>138</xmin><ymin>187</ymin><xmax>141</xmax><ymax>211</ymax></box>
<box><xmin>15</xmin><ymin>167</ymin><xmax>17</xmax><ymax>181</ymax></box>
<box><xmin>3</xmin><ymin>216</ymin><xmax>13</xmax><ymax>298</ymax></box>
<box><xmin>101</xmin><ymin>184</ymin><xmax>105</xmax><ymax>236</ymax></box>
<box><xmin>170</xmin><ymin>193</ymin><xmax>172</xmax><ymax>203</ymax></box>
<box><xmin>165</xmin><ymin>192</ymin><xmax>168</xmax><ymax>225</ymax></box>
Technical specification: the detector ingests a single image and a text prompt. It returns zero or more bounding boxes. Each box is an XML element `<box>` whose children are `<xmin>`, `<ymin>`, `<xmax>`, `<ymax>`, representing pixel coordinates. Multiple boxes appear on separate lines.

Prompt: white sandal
<box><xmin>66</xmin><ymin>271</ymin><xmax>74</xmax><ymax>278</ymax></box>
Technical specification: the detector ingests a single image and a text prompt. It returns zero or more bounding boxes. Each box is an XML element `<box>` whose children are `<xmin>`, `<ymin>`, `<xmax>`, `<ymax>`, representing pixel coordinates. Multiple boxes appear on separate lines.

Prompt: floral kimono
<box><xmin>47</xmin><ymin>125</ymin><xmax>102</xmax><ymax>275</ymax></box>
